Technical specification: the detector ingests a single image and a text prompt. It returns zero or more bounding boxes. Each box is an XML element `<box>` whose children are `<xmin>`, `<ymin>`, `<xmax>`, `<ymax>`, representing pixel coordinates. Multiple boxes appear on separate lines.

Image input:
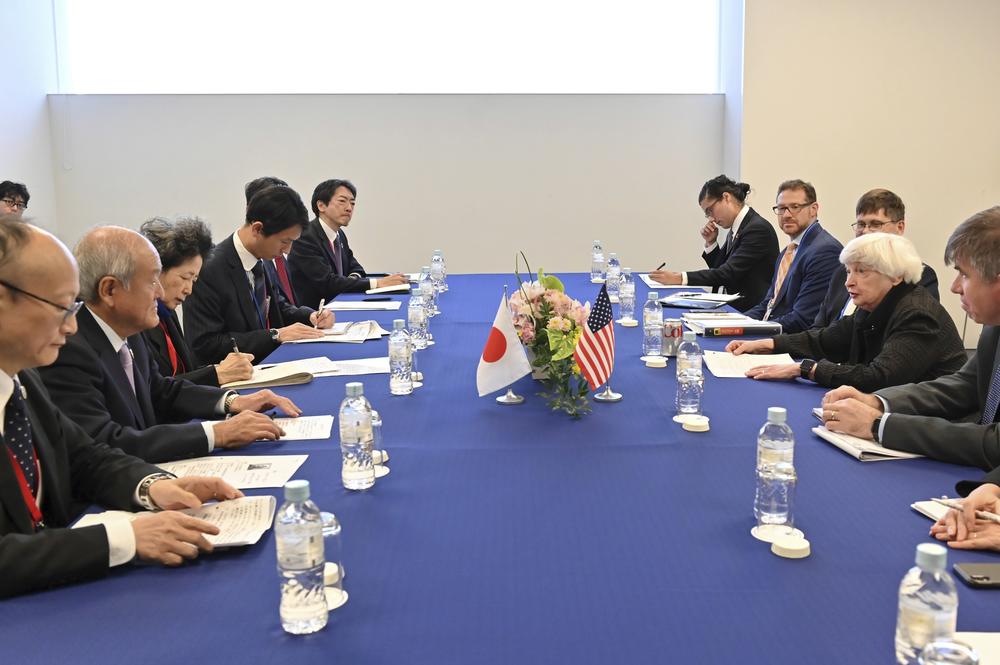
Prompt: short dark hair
<box><xmin>311</xmin><ymin>179</ymin><xmax>357</xmax><ymax>217</ymax></box>
<box><xmin>139</xmin><ymin>216</ymin><xmax>214</xmax><ymax>271</ymax></box>
<box><xmin>246</xmin><ymin>185</ymin><xmax>309</xmax><ymax>236</ymax></box>
<box><xmin>0</xmin><ymin>214</ymin><xmax>32</xmax><ymax>274</ymax></box>
<box><xmin>944</xmin><ymin>206</ymin><xmax>1000</xmax><ymax>282</ymax></box>
<box><xmin>698</xmin><ymin>175</ymin><xmax>751</xmax><ymax>204</ymax></box>
<box><xmin>777</xmin><ymin>179</ymin><xmax>817</xmax><ymax>203</ymax></box>
<box><xmin>244</xmin><ymin>176</ymin><xmax>288</xmax><ymax>205</ymax></box>
<box><xmin>855</xmin><ymin>188</ymin><xmax>905</xmax><ymax>222</ymax></box>
<box><xmin>0</xmin><ymin>181</ymin><xmax>30</xmax><ymax>206</ymax></box>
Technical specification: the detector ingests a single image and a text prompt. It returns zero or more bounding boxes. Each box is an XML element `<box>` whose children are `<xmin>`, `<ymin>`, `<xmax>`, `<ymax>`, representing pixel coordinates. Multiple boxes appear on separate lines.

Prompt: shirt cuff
<box><xmin>104</xmin><ymin>519</ymin><xmax>137</xmax><ymax>567</ymax></box>
<box><xmin>874</xmin><ymin>395</ymin><xmax>891</xmax><ymax>442</ymax></box>
<box><xmin>705</xmin><ymin>241</ymin><xmax>719</xmax><ymax>252</ymax></box>
<box><xmin>202</xmin><ymin>422</ymin><xmax>215</xmax><ymax>451</ymax></box>
<box><xmin>369</xmin><ymin>278</ymin><xmax>377</xmax><ymax>290</ymax></box>
<box><xmin>680</xmin><ymin>272</ymin><xmax>688</xmax><ymax>286</ymax></box>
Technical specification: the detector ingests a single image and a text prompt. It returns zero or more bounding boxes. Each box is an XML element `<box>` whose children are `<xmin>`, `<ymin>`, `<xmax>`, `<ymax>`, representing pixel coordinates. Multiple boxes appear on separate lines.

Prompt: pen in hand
<box><xmin>932</xmin><ymin>496</ymin><xmax>1000</xmax><ymax>525</ymax></box>
<box><xmin>655</xmin><ymin>262</ymin><xmax>666</xmax><ymax>271</ymax></box>
<box><xmin>230</xmin><ymin>336</ymin><xmax>240</xmax><ymax>354</ymax></box>
<box><xmin>316</xmin><ymin>299</ymin><xmax>326</xmax><ymax>327</ymax></box>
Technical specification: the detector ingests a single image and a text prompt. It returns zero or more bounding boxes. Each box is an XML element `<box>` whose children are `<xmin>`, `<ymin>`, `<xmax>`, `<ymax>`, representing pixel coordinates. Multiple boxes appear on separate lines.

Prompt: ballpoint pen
<box><xmin>230</xmin><ymin>336</ymin><xmax>240</xmax><ymax>354</ymax></box>
<box><xmin>932</xmin><ymin>496</ymin><xmax>1000</xmax><ymax>525</ymax></box>
<box><xmin>656</xmin><ymin>262</ymin><xmax>666</xmax><ymax>271</ymax></box>
<box><xmin>316</xmin><ymin>299</ymin><xmax>326</xmax><ymax>327</ymax></box>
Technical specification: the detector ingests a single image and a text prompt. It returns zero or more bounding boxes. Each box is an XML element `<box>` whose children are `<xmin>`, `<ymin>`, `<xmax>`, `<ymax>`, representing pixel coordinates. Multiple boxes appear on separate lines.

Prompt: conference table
<box><xmin>3</xmin><ymin>274</ymin><xmax>997</xmax><ymax>663</ymax></box>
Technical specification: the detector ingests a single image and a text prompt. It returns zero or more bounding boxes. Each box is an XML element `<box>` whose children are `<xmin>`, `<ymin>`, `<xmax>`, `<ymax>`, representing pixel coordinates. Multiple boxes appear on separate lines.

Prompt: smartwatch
<box><xmin>799</xmin><ymin>359</ymin><xmax>817</xmax><ymax>380</ymax></box>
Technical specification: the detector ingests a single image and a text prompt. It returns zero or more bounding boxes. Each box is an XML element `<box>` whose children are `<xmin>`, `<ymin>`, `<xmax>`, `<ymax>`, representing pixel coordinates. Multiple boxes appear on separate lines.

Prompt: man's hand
<box><xmin>131</xmin><ymin>512</ymin><xmax>219</xmax><ymax>566</ymax></box>
<box><xmin>822</xmin><ymin>385</ymin><xmax>883</xmax><ymax>410</ymax></box>
<box><xmin>701</xmin><ymin>220</ymin><xmax>719</xmax><ymax>246</ymax></box>
<box><xmin>277</xmin><ymin>323</ymin><xmax>326</xmax><ymax>342</ymax></box>
<box><xmin>726</xmin><ymin>339</ymin><xmax>774</xmax><ymax>355</ymax></box>
<box><xmin>309</xmin><ymin>309</ymin><xmax>335</xmax><ymax>329</ymax></box>
<box><xmin>930</xmin><ymin>483</ymin><xmax>1000</xmax><ymax>546</ymax></box>
<box><xmin>147</xmin><ymin>476</ymin><xmax>243</xmax><ymax>510</ymax></box>
<box><xmin>230</xmin><ymin>389</ymin><xmax>301</xmax><ymax>416</ymax></box>
<box><xmin>822</xmin><ymin>397</ymin><xmax>882</xmax><ymax>439</ymax></box>
<box><xmin>215</xmin><ymin>352</ymin><xmax>254</xmax><ymax>385</ymax></box>
<box><xmin>649</xmin><ymin>270</ymin><xmax>682</xmax><ymax>285</ymax></box>
<box><xmin>212</xmin><ymin>411</ymin><xmax>285</xmax><ymax>448</ymax></box>
<box><xmin>746</xmin><ymin>364</ymin><xmax>800</xmax><ymax>381</ymax></box>
<box><xmin>376</xmin><ymin>274</ymin><xmax>408</xmax><ymax>288</ymax></box>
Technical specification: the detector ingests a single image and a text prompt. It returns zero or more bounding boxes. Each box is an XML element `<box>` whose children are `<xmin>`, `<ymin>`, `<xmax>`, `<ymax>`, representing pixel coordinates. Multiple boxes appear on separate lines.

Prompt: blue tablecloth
<box><xmin>3</xmin><ymin>273</ymin><xmax>997</xmax><ymax>663</ymax></box>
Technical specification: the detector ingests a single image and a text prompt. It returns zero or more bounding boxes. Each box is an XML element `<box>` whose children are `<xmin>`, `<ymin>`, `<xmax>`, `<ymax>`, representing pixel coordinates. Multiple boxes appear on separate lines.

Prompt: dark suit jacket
<box><xmin>813</xmin><ymin>263</ymin><xmax>939</xmax><ymax>328</ymax></box>
<box><xmin>37</xmin><ymin>307</ymin><xmax>225</xmax><ymax>463</ymax></box>
<box><xmin>0</xmin><ymin>369</ymin><xmax>162</xmax><ymax>597</ymax></box>
<box><xmin>141</xmin><ymin>302</ymin><xmax>219</xmax><ymax>387</ymax></box>
<box><xmin>685</xmin><ymin>207</ymin><xmax>779</xmax><ymax>312</ymax></box>
<box><xmin>184</xmin><ymin>233</ymin><xmax>314</xmax><ymax>364</ymax></box>
<box><xmin>771</xmin><ymin>284</ymin><xmax>966</xmax><ymax>391</ymax></box>
<box><xmin>744</xmin><ymin>221</ymin><xmax>843</xmax><ymax>334</ymax></box>
<box><xmin>876</xmin><ymin>326</ymin><xmax>1000</xmax><ymax>472</ymax></box>
<box><xmin>288</xmin><ymin>219</ymin><xmax>369</xmax><ymax>305</ymax></box>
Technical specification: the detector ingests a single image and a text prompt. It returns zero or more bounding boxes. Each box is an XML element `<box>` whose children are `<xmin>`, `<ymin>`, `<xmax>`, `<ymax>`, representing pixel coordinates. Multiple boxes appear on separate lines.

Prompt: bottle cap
<box><xmin>648</xmin><ymin>291</ymin><xmax>659</xmax><ymax>299</ymax></box>
<box><xmin>771</xmin><ymin>533</ymin><xmax>811</xmax><ymax>559</ymax></box>
<box><xmin>393</xmin><ymin>319</ymin><xmax>405</xmax><ymax>330</ymax></box>
<box><xmin>283</xmin><ymin>479</ymin><xmax>310</xmax><ymax>501</ymax></box>
<box><xmin>915</xmin><ymin>543</ymin><xmax>947</xmax><ymax>572</ymax></box>
<box><xmin>433</xmin><ymin>249</ymin><xmax>442</xmax><ymax>254</ymax></box>
<box><xmin>346</xmin><ymin>381</ymin><xmax>364</xmax><ymax>397</ymax></box>
<box><xmin>371</xmin><ymin>409</ymin><xmax>381</xmax><ymax>424</ymax></box>
<box><xmin>767</xmin><ymin>406</ymin><xmax>787</xmax><ymax>424</ymax></box>
<box><xmin>421</xmin><ymin>266</ymin><xmax>430</xmax><ymax>271</ymax></box>
<box><xmin>682</xmin><ymin>330</ymin><xmax>696</xmax><ymax>342</ymax></box>
<box><xmin>609</xmin><ymin>252</ymin><xmax>618</xmax><ymax>258</ymax></box>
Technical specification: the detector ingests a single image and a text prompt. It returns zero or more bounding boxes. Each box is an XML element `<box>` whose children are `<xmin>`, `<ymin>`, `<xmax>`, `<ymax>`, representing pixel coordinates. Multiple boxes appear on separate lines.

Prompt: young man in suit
<box><xmin>185</xmin><ymin>185</ymin><xmax>334</xmax><ymax>364</ymax></box>
<box><xmin>812</xmin><ymin>188</ymin><xmax>939</xmax><ymax>328</ymax></box>
<box><xmin>288</xmin><ymin>179</ymin><xmax>407</xmax><ymax>306</ymax></box>
<box><xmin>649</xmin><ymin>174</ymin><xmax>779</xmax><ymax>312</ymax></box>
<box><xmin>39</xmin><ymin>226</ymin><xmax>302</xmax><ymax>464</ymax></box>
<box><xmin>0</xmin><ymin>216</ymin><xmax>243</xmax><ymax>597</ymax></box>
<box><xmin>743</xmin><ymin>179</ymin><xmax>843</xmax><ymax>333</ymax></box>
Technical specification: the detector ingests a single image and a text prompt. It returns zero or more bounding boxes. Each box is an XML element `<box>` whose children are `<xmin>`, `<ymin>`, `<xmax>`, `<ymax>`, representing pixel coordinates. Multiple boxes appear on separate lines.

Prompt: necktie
<box><xmin>329</xmin><ymin>236</ymin><xmax>344</xmax><ymax>276</ymax></box>
<box><xmin>251</xmin><ymin>261</ymin><xmax>267</xmax><ymax>309</ymax></box>
<box><xmin>118</xmin><ymin>344</ymin><xmax>136</xmax><ymax>394</ymax></box>
<box><xmin>981</xmin><ymin>360</ymin><xmax>1000</xmax><ymax>425</ymax></box>
<box><xmin>721</xmin><ymin>230</ymin><xmax>734</xmax><ymax>257</ymax></box>
<box><xmin>273</xmin><ymin>254</ymin><xmax>297</xmax><ymax>305</ymax></box>
<box><xmin>4</xmin><ymin>380</ymin><xmax>38</xmax><ymax>495</ymax></box>
<box><xmin>766</xmin><ymin>242</ymin><xmax>798</xmax><ymax>317</ymax></box>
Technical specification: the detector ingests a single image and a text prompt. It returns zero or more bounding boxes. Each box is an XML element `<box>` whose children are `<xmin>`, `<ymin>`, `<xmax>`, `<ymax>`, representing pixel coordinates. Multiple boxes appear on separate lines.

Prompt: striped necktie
<box><xmin>981</xmin><ymin>361</ymin><xmax>1000</xmax><ymax>425</ymax></box>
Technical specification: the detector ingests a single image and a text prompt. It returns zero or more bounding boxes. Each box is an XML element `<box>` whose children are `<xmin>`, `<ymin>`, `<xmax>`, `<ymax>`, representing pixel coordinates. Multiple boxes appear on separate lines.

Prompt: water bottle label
<box><xmin>895</xmin><ymin>602</ymin><xmax>956</xmax><ymax>661</ymax></box>
<box><xmin>277</xmin><ymin>532</ymin><xmax>324</xmax><ymax>569</ymax></box>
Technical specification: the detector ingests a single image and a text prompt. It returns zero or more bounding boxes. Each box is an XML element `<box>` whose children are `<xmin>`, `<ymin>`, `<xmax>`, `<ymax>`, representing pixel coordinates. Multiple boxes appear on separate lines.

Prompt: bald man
<box><xmin>38</xmin><ymin>226</ymin><xmax>302</xmax><ymax>464</ymax></box>
<box><xmin>0</xmin><ymin>215</ymin><xmax>244</xmax><ymax>597</ymax></box>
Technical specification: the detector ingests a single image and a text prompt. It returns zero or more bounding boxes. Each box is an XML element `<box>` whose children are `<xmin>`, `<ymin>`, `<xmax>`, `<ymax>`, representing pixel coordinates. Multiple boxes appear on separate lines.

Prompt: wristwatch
<box><xmin>871</xmin><ymin>415</ymin><xmax>883</xmax><ymax>443</ymax></box>
<box><xmin>137</xmin><ymin>472</ymin><xmax>176</xmax><ymax>511</ymax></box>
<box><xmin>223</xmin><ymin>391</ymin><xmax>239</xmax><ymax>415</ymax></box>
<box><xmin>799</xmin><ymin>359</ymin><xmax>817</xmax><ymax>380</ymax></box>
<box><xmin>269</xmin><ymin>328</ymin><xmax>280</xmax><ymax>343</ymax></box>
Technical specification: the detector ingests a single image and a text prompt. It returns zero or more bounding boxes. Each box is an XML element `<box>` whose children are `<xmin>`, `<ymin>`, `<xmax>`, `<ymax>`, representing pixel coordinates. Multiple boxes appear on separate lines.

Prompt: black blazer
<box><xmin>37</xmin><ymin>307</ymin><xmax>225</xmax><ymax>463</ymax></box>
<box><xmin>184</xmin><ymin>233</ymin><xmax>314</xmax><ymax>364</ymax></box>
<box><xmin>0</xmin><ymin>369</ymin><xmax>162</xmax><ymax>597</ymax></box>
<box><xmin>771</xmin><ymin>283</ymin><xmax>966</xmax><ymax>392</ymax></box>
<box><xmin>685</xmin><ymin>207</ymin><xmax>779</xmax><ymax>312</ymax></box>
<box><xmin>141</xmin><ymin>303</ymin><xmax>219</xmax><ymax>387</ymax></box>
<box><xmin>288</xmin><ymin>219</ymin><xmax>369</xmax><ymax>306</ymax></box>
<box><xmin>813</xmin><ymin>262</ymin><xmax>940</xmax><ymax>328</ymax></box>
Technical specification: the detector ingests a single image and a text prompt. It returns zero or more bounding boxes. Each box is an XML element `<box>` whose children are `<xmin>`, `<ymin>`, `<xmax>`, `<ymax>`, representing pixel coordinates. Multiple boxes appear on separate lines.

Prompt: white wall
<box><xmin>48</xmin><ymin>94</ymin><xmax>723</xmax><ymax>275</ymax></box>
<box><xmin>0</xmin><ymin>0</ymin><xmax>59</xmax><ymax>231</ymax></box>
<box><xmin>739</xmin><ymin>0</ymin><xmax>1000</xmax><ymax>345</ymax></box>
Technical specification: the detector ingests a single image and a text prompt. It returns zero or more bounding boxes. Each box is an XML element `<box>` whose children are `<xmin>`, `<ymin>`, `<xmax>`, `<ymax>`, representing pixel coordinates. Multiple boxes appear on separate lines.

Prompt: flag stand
<box><xmin>496</xmin><ymin>388</ymin><xmax>525</xmax><ymax>405</ymax></box>
<box><xmin>594</xmin><ymin>384</ymin><xmax>622</xmax><ymax>402</ymax></box>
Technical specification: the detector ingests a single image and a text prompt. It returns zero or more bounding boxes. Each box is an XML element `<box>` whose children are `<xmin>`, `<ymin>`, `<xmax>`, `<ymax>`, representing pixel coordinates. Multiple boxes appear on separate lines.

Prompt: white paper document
<box><xmin>910</xmin><ymin>499</ymin><xmax>951</xmax><ymax>522</ymax></box>
<box><xmin>702</xmin><ymin>350</ymin><xmax>797</xmax><ymax>378</ymax></box>
<box><xmin>638</xmin><ymin>274</ymin><xmax>711</xmax><ymax>290</ymax></box>
<box><xmin>287</xmin><ymin>320</ymin><xmax>389</xmax><ymax>344</ymax></box>
<box><xmin>73</xmin><ymin>495</ymin><xmax>277</xmax><ymax>547</ymax></box>
<box><xmin>273</xmin><ymin>415</ymin><xmax>335</xmax><ymax>440</ymax></box>
<box><xmin>661</xmin><ymin>292</ymin><xmax>741</xmax><ymax>309</ymax></box>
<box><xmin>366</xmin><ymin>284</ymin><xmax>410</xmax><ymax>295</ymax></box>
<box><xmin>324</xmin><ymin>300</ymin><xmax>402</xmax><ymax>311</ymax></box>
<box><xmin>312</xmin><ymin>357</ymin><xmax>391</xmax><ymax>377</ymax></box>
<box><xmin>955</xmin><ymin>633</ymin><xmax>1000</xmax><ymax>662</ymax></box>
<box><xmin>157</xmin><ymin>455</ymin><xmax>308</xmax><ymax>489</ymax></box>
<box><xmin>812</xmin><ymin>426</ymin><xmax>922</xmax><ymax>461</ymax></box>
<box><xmin>222</xmin><ymin>356</ymin><xmax>339</xmax><ymax>389</ymax></box>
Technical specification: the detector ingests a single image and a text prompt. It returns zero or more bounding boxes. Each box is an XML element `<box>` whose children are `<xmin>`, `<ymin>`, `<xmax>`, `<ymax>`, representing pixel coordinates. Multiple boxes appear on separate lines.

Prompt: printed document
<box><xmin>702</xmin><ymin>350</ymin><xmax>796</xmax><ymax>378</ymax></box>
<box><xmin>324</xmin><ymin>301</ymin><xmax>402</xmax><ymax>312</ymax></box>
<box><xmin>157</xmin><ymin>455</ymin><xmax>308</xmax><ymax>489</ymax></box>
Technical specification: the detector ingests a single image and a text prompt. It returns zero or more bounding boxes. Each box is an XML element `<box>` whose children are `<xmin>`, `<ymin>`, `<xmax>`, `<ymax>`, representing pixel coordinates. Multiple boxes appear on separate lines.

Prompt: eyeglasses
<box><xmin>1</xmin><ymin>198</ymin><xmax>26</xmax><ymax>211</ymax></box>
<box><xmin>851</xmin><ymin>220</ymin><xmax>897</xmax><ymax>232</ymax></box>
<box><xmin>0</xmin><ymin>279</ymin><xmax>83</xmax><ymax>323</ymax></box>
<box><xmin>772</xmin><ymin>202</ymin><xmax>814</xmax><ymax>215</ymax></box>
<box><xmin>701</xmin><ymin>199</ymin><xmax>721</xmax><ymax>218</ymax></box>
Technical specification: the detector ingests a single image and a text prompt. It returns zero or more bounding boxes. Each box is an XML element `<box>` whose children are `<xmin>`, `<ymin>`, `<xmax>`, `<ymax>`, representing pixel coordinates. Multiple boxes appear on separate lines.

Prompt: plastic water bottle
<box><xmin>642</xmin><ymin>291</ymin><xmax>662</xmax><ymax>356</ymax></box>
<box><xmin>430</xmin><ymin>250</ymin><xmax>445</xmax><ymax>294</ymax></box>
<box><xmin>407</xmin><ymin>286</ymin><xmax>428</xmax><ymax>350</ymax></box>
<box><xmin>619</xmin><ymin>267</ymin><xmax>636</xmax><ymax>321</ymax></box>
<box><xmin>591</xmin><ymin>240</ymin><xmax>605</xmax><ymax>281</ymax></box>
<box><xmin>433</xmin><ymin>249</ymin><xmax>448</xmax><ymax>292</ymax></box>
<box><xmin>275</xmin><ymin>479</ymin><xmax>328</xmax><ymax>634</ymax></box>
<box><xmin>895</xmin><ymin>543</ymin><xmax>959</xmax><ymax>665</ymax></box>
<box><xmin>419</xmin><ymin>266</ymin><xmax>438</xmax><ymax>317</ymax></box>
<box><xmin>389</xmin><ymin>319</ymin><xmax>413</xmax><ymax>395</ymax></box>
<box><xmin>675</xmin><ymin>331</ymin><xmax>703</xmax><ymax>414</ymax></box>
<box><xmin>754</xmin><ymin>407</ymin><xmax>795</xmax><ymax>521</ymax></box>
<box><xmin>339</xmin><ymin>382</ymin><xmax>374</xmax><ymax>490</ymax></box>
<box><xmin>606</xmin><ymin>252</ymin><xmax>621</xmax><ymax>300</ymax></box>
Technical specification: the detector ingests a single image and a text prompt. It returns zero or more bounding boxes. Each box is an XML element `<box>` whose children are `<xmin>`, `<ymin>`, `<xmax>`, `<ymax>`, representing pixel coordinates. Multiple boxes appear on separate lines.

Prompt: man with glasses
<box><xmin>812</xmin><ymin>189</ymin><xmax>939</xmax><ymax>327</ymax></box>
<box><xmin>38</xmin><ymin>226</ymin><xmax>304</xmax><ymax>464</ymax></box>
<box><xmin>0</xmin><ymin>215</ymin><xmax>245</xmax><ymax>597</ymax></box>
<box><xmin>0</xmin><ymin>181</ymin><xmax>29</xmax><ymax>218</ymax></box>
<box><xmin>744</xmin><ymin>179</ymin><xmax>842</xmax><ymax>333</ymax></box>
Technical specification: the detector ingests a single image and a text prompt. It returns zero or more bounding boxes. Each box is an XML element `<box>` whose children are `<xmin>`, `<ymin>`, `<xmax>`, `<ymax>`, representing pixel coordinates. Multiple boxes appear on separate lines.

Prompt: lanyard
<box><xmin>247</xmin><ymin>272</ymin><xmax>271</xmax><ymax>329</ymax></box>
<box><xmin>158</xmin><ymin>321</ymin><xmax>183</xmax><ymax>375</ymax></box>
<box><xmin>5</xmin><ymin>447</ymin><xmax>43</xmax><ymax>530</ymax></box>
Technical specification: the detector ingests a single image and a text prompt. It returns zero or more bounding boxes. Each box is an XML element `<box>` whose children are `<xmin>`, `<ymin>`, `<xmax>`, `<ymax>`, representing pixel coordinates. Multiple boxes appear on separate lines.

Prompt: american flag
<box><xmin>574</xmin><ymin>284</ymin><xmax>616</xmax><ymax>390</ymax></box>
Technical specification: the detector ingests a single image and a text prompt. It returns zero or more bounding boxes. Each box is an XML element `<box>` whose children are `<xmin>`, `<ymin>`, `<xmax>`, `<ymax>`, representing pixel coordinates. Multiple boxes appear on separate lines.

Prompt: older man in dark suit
<box><xmin>0</xmin><ymin>216</ymin><xmax>242</xmax><ymax>597</ymax></box>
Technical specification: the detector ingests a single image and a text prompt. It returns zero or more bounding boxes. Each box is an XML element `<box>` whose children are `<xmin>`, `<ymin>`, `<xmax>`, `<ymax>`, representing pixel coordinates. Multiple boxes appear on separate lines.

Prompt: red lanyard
<box><xmin>158</xmin><ymin>321</ymin><xmax>183</xmax><ymax>375</ymax></box>
<box><xmin>5</xmin><ymin>447</ymin><xmax>43</xmax><ymax>530</ymax></box>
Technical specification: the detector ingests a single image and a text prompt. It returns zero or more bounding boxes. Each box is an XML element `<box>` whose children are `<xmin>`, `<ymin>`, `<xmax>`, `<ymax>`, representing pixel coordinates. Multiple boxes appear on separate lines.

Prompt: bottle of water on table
<box><xmin>675</xmin><ymin>330</ymin><xmax>703</xmax><ymax>414</ymax></box>
<box><xmin>619</xmin><ymin>267</ymin><xmax>635</xmax><ymax>321</ymax></box>
<box><xmin>591</xmin><ymin>240</ymin><xmax>605</xmax><ymax>281</ymax></box>
<box><xmin>606</xmin><ymin>252</ymin><xmax>621</xmax><ymax>300</ymax></box>
<box><xmin>339</xmin><ymin>382</ymin><xmax>374</xmax><ymax>490</ymax></box>
<box><xmin>431</xmin><ymin>250</ymin><xmax>446</xmax><ymax>293</ymax></box>
<box><xmin>276</xmin><ymin>479</ymin><xmax>328</xmax><ymax>634</ymax></box>
<box><xmin>419</xmin><ymin>266</ymin><xmax>437</xmax><ymax>317</ymax></box>
<box><xmin>895</xmin><ymin>543</ymin><xmax>958</xmax><ymax>665</ymax></box>
<box><xmin>389</xmin><ymin>319</ymin><xmax>413</xmax><ymax>396</ymax></box>
<box><xmin>642</xmin><ymin>291</ymin><xmax>662</xmax><ymax>356</ymax></box>
<box><xmin>754</xmin><ymin>407</ymin><xmax>795</xmax><ymax>521</ymax></box>
<box><xmin>407</xmin><ymin>286</ymin><xmax>428</xmax><ymax>350</ymax></box>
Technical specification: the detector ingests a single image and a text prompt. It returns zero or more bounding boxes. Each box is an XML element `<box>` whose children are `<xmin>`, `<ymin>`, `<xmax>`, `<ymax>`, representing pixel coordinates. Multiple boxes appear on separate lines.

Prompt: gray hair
<box><xmin>75</xmin><ymin>226</ymin><xmax>157</xmax><ymax>302</ymax></box>
<box><xmin>944</xmin><ymin>206</ymin><xmax>1000</xmax><ymax>282</ymax></box>
<box><xmin>839</xmin><ymin>232</ymin><xmax>923</xmax><ymax>284</ymax></box>
<box><xmin>0</xmin><ymin>214</ymin><xmax>32</xmax><ymax>275</ymax></box>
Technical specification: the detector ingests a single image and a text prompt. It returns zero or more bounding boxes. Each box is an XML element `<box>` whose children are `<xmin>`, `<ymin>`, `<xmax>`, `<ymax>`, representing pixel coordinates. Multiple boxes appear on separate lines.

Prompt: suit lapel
<box><xmin>166</xmin><ymin>310</ymin><xmax>197</xmax><ymax>371</ymax></box>
<box><xmin>772</xmin><ymin>222</ymin><xmax>819</xmax><ymax>308</ymax></box>
<box><xmin>223</xmin><ymin>239</ymin><xmax>264</xmax><ymax>330</ymax></box>
<box><xmin>128</xmin><ymin>335</ymin><xmax>159</xmax><ymax>427</ymax></box>
<box><xmin>77</xmin><ymin>308</ymin><xmax>147</xmax><ymax>428</ymax></box>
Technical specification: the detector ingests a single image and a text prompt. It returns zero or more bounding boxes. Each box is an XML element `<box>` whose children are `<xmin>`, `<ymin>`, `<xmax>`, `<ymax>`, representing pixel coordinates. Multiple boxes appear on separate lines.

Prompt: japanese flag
<box><xmin>476</xmin><ymin>294</ymin><xmax>532</xmax><ymax>397</ymax></box>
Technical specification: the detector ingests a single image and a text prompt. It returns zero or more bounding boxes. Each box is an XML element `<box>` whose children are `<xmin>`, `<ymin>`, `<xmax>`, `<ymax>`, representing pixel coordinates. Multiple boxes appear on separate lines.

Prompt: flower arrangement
<box><xmin>510</xmin><ymin>269</ymin><xmax>592</xmax><ymax>418</ymax></box>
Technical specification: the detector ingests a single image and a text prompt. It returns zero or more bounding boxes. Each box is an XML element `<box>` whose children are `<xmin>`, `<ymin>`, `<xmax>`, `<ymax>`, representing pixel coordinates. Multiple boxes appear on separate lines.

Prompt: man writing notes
<box><xmin>288</xmin><ymin>179</ymin><xmax>407</xmax><ymax>305</ymax></box>
<box><xmin>822</xmin><ymin>206</ymin><xmax>1000</xmax><ymax>475</ymax></box>
<box><xmin>185</xmin><ymin>185</ymin><xmax>333</xmax><ymax>364</ymax></box>
<box><xmin>743</xmin><ymin>179</ymin><xmax>843</xmax><ymax>333</ymax></box>
<box><xmin>813</xmin><ymin>188</ymin><xmax>939</xmax><ymax>328</ymax></box>
<box><xmin>649</xmin><ymin>175</ymin><xmax>779</xmax><ymax>312</ymax></box>
<box><xmin>39</xmin><ymin>226</ymin><xmax>300</xmax><ymax>464</ymax></box>
<box><xmin>0</xmin><ymin>216</ymin><xmax>242</xmax><ymax>598</ymax></box>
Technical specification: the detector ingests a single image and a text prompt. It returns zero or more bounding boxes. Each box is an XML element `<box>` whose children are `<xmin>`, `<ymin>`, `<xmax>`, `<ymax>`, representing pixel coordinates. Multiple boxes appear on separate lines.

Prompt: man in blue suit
<box><xmin>744</xmin><ymin>179</ymin><xmax>842</xmax><ymax>333</ymax></box>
